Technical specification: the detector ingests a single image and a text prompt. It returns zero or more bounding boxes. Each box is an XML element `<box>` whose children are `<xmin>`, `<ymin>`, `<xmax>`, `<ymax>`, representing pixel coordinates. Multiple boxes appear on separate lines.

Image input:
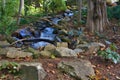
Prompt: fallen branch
<box><xmin>0</xmin><ymin>38</ymin><xmax>56</xmax><ymax>48</ymax></box>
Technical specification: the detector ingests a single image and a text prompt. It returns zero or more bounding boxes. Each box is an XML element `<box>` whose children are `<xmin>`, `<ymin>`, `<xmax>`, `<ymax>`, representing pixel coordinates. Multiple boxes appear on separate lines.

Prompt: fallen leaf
<box><xmin>50</xmin><ymin>70</ymin><xmax>55</xmax><ymax>74</ymax></box>
<box><xmin>116</xmin><ymin>76</ymin><xmax>120</xmax><ymax>80</ymax></box>
<box><xmin>47</xmin><ymin>63</ymin><xmax>54</xmax><ymax>67</ymax></box>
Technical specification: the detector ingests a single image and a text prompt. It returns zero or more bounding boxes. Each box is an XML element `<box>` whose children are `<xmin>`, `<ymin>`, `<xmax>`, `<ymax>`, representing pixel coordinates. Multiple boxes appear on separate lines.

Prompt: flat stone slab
<box><xmin>6</xmin><ymin>47</ymin><xmax>33</xmax><ymax>58</ymax></box>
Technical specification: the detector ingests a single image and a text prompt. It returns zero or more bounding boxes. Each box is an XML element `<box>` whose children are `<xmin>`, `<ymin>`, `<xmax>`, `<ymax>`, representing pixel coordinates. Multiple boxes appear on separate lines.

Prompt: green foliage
<box><xmin>26</xmin><ymin>5</ymin><xmax>41</xmax><ymax>16</ymax></box>
<box><xmin>107</xmin><ymin>7</ymin><xmax>113</xmax><ymax>19</ymax></box>
<box><xmin>25</xmin><ymin>0</ymin><xmax>67</xmax><ymax>15</ymax></box>
<box><xmin>97</xmin><ymin>43</ymin><xmax>120</xmax><ymax>64</ymax></box>
<box><xmin>0</xmin><ymin>62</ymin><xmax>20</xmax><ymax>75</ymax></box>
<box><xmin>49</xmin><ymin>0</ymin><xmax>67</xmax><ymax>13</ymax></box>
<box><xmin>81</xmin><ymin>8</ymin><xmax>87</xmax><ymax>24</ymax></box>
<box><xmin>107</xmin><ymin>6</ymin><xmax>120</xmax><ymax>19</ymax></box>
<box><xmin>112</xmin><ymin>5</ymin><xmax>120</xmax><ymax>19</ymax></box>
<box><xmin>110</xmin><ymin>43</ymin><xmax>117</xmax><ymax>51</ymax></box>
<box><xmin>0</xmin><ymin>0</ymin><xmax>19</xmax><ymax>35</ymax></box>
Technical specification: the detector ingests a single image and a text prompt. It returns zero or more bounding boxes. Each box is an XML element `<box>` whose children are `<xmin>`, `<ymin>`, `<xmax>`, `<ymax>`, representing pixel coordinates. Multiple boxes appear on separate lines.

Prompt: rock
<box><xmin>6</xmin><ymin>47</ymin><xmax>33</xmax><ymax>58</ymax></box>
<box><xmin>39</xmin><ymin>51</ymin><xmax>52</xmax><ymax>57</ymax></box>
<box><xmin>57</xmin><ymin>42</ymin><xmax>68</xmax><ymax>47</ymax></box>
<box><xmin>25</xmin><ymin>47</ymin><xmax>39</xmax><ymax>54</ymax></box>
<box><xmin>0</xmin><ymin>41</ymin><xmax>10</xmax><ymax>45</ymax></box>
<box><xmin>0</xmin><ymin>35</ymin><xmax>6</xmax><ymax>41</ymax></box>
<box><xmin>77</xmin><ymin>43</ymin><xmax>89</xmax><ymax>50</ymax></box>
<box><xmin>42</xmin><ymin>44</ymin><xmax>57</xmax><ymax>57</ymax></box>
<box><xmin>0</xmin><ymin>60</ymin><xmax>9</xmax><ymax>66</ymax></box>
<box><xmin>20</xmin><ymin>62</ymin><xmax>47</xmax><ymax>80</ymax></box>
<box><xmin>58</xmin><ymin>59</ymin><xmax>95</xmax><ymax>80</ymax></box>
<box><xmin>77</xmin><ymin>42</ymin><xmax>105</xmax><ymax>54</ymax></box>
<box><xmin>44</xmin><ymin>44</ymin><xmax>56</xmax><ymax>51</ymax></box>
<box><xmin>87</xmin><ymin>42</ymin><xmax>105</xmax><ymax>54</ymax></box>
<box><xmin>54</xmin><ymin>47</ymin><xmax>77</xmax><ymax>57</ymax></box>
<box><xmin>59</xmin><ymin>29</ymin><xmax>68</xmax><ymax>35</ymax></box>
<box><xmin>24</xmin><ymin>47</ymin><xmax>40</xmax><ymax>58</ymax></box>
<box><xmin>73</xmin><ymin>48</ymin><xmax>84</xmax><ymax>54</ymax></box>
<box><xmin>0</xmin><ymin>40</ymin><xmax>13</xmax><ymax>56</ymax></box>
<box><xmin>0</xmin><ymin>61</ymin><xmax>47</xmax><ymax>80</ymax></box>
<box><xmin>0</xmin><ymin>48</ymin><xmax>8</xmax><ymax>56</ymax></box>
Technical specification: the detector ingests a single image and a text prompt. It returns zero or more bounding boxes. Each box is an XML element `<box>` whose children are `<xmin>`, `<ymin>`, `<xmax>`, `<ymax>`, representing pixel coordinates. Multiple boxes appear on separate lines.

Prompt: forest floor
<box><xmin>0</xmin><ymin>19</ymin><xmax>120</xmax><ymax>80</ymax></box>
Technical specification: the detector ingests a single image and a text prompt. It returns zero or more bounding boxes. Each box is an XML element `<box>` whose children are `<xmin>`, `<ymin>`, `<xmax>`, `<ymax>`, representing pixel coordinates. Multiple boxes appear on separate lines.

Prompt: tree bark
<box><xmin>87</xmin><ymin>0</ymin><xmax>109</xmax><ymax>33</ymax></box>
<box><xmin>77</xmin><ymin>0</ymin><xmax>82</xmax><ymax>23</ymax></box>
<box><xmin>17</xmin><ymin>0</ymin><xmax>24</xmax><ymax>25</ymax></box>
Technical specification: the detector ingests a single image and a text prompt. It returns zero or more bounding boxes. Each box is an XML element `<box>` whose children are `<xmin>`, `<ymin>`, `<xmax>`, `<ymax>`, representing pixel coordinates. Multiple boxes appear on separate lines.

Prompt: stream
<box><xmin>11</xmin><ymin>10</ymin><xmax>74</xmax><ymax>49</ymax></box>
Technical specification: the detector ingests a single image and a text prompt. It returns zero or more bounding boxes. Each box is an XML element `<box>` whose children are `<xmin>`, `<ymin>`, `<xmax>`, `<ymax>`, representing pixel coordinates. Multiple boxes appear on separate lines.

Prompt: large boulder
<box><xmin>20</xmin><ymin>62</ymin><xmax>47</xmax><ymax>80</ymax></box>
<box><xmin>58</xmin><ymin>59</ymin><xmax>95</xmax><ymax>80</ymax></box>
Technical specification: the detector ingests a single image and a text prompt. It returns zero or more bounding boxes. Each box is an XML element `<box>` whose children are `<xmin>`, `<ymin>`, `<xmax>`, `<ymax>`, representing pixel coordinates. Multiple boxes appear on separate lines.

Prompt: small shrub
<box><xmin>97</xmin><ymin>43</ymin><xmax>120</xmax><ymax>64</ymax></box>
<box><xmin>0</xmin><ymin>62</ymin><xmax>20</xmax><ymax>75</ymax></box>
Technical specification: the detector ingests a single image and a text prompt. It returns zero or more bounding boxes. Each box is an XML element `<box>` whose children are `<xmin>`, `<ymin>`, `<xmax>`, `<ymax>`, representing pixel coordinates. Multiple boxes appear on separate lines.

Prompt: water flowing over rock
<box><xmin>58</xmin><ymin>59</ymin><xmax>95</xmax><ymax>80</ymax></box>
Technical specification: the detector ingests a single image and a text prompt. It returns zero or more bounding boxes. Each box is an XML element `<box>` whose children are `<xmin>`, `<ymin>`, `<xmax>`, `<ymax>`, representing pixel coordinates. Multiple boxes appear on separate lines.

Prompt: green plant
<box><xmin>97</xmin><ymin>43</ymin><xmax>120</xmax><ymax>64</ymax></box>
<box><xmin>0</xmin><ymin>62</ymin><xmax>20</xmax><ymax>75</ymax></box>
<box><xmin>107</xmin><ymin>6</ymin><xmax>120</xmax><ymax>20</ymax></box>
<box><xmin>0</xmin><ymin>0</ymin><xmax>19</xmax><ymax>35</ymax></box>
<box><xmin>107</xmin><ymin>7</ymin><xmax>113</xmax><ymax>19</ymax></box>
<box><xmin>49</xmin><ymin>0</ymin><xmax>67</xmax><ymax>13</ymax></box>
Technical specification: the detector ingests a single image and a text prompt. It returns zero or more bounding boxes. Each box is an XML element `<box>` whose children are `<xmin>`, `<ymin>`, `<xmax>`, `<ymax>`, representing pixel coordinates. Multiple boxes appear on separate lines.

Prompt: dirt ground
<box><xmin>0</xmin><ymin>54</ymin><xmax>120</xmax><ymax>80</ymax></box>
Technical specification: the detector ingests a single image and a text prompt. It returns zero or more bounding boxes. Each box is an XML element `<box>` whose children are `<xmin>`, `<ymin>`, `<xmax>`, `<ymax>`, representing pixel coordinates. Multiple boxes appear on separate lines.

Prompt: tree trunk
<box><xmin>77</xmin><ymin>0</ymin><xmax>82</xmax><ymax>23</ymax></box>
<box><xmin>17</xmin><ymin>0</ymin><xmax>24</xmax><ymax>25</ymax></box>
<box><xmin>87</xmin><ymin>0</ymin><xmax>109</xmax><ymax>33</ymax></box>
<box><xmin>2</xmin><ymin>0</ymin><xmax>6</xmax><ymax>8</ymax></box>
